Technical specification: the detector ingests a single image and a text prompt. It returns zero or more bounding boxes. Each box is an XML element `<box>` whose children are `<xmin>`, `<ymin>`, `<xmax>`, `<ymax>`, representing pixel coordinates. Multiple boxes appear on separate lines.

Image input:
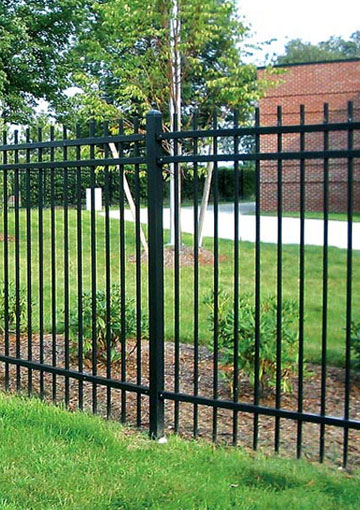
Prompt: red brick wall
<box><xmin>258</xmin><ymin>60</ymin><xmax>360</xmax><ymax>212</ymax></box>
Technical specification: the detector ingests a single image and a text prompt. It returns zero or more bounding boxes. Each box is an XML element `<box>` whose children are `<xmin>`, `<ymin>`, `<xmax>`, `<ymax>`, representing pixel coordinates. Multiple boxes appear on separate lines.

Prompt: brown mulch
<box><xmin>0</xmin><ymin>234</ymin><xmax>15</xmax><ymax>242</ymax></box>
<box><xmin>129</xmin><ymin>246</ymin><xmax>227</xmax><ymax>267</ymax></box>
<box><xmin>1</xmin><ymin>334</ymin><xmax>360</xmax><ymax>468</ymax></box>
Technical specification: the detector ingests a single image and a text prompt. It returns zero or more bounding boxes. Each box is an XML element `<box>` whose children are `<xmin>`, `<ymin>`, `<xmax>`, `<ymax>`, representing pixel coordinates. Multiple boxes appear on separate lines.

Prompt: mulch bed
<box><xmin>1</xmin><ymin>334</ymin><xmax>360</xmax><ymax>468</ymax></box>
<box><xmin>129</xmin><ymin>246</ymin><xmax>227</xmax><ymax>267</ymax></box>
<box><xmin>0</xmin><ymin>234</ymin><xmax>15</xmax><ymax>242</ymax></box>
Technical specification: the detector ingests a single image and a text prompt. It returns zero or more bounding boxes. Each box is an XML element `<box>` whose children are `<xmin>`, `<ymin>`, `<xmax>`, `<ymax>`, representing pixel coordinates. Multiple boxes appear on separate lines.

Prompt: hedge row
<box><xmin>10</xmin><ymin>165</ymin><xmax>254</xmax><ymax>208</ymax></box>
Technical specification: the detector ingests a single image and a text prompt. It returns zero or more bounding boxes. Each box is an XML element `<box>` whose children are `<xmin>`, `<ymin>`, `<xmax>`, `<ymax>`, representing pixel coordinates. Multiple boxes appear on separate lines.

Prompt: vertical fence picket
<box><xmin>297</xmin><ymin>105</ymin><xmax>306</xmax><ymax>459</ymax></box>
<box><xmin>134</xmin><ymin>118</ymin><xmax>143</xmax><ymax>428</ymax></box>
<box><xmin>2</xmin><ymin>131</ymin><xmax>9</xmax><ymax>391</ymax></box>
<box><xmin>174</xmin><ymin>112</ymin><xmax>180</xmax><ymax>433</ymax></box>
<box><xmin>233</xmin><ymin>109</ymin><xmax>240</xmax><ymax>446</ymax></box>
<box><xmin>104</xmin><ymin>122</ymin><xmax>112</xmax><ymax>419</ymax></box>
<box><xmin>212</xmin><ymin>111</ymin><xmax>219</xmax><ymax>443</ymax></box>
<box><xmin>38</xmin><ymin>127</ymin><xmax>44</xmax><ymax>399</ymax></box>
<box><xmin>76</xmin><ymin>124</ymin><xmax>84</xmax><ymax>410</ymax></box>
<box><xmin>343</xmin><ymin>101</ymin><xmax>354</xmax><ymax>468</ymax></box>
<box><xmin>320</xmin><ymin>103</ymin><xmax>329</xmax><ymax>462</ymax></box>
<box><xmin>63</xmin><ymin>126</ymin><xmax>70</xmax><ymax>407</ymax></box>
<box><xmin>275</xmin><ymin>106</ymin><xmax>283</xmax><ymax>453</ymax></box>
<box><xmin>50</xmin><ymin>126</ymin><xmax>57</xmax><ymax>402</ymax></box>
<box><xmin>90</xmin><ymin>120</ymin><xmax>98</xmax><ymax>414</ymax></box>
<box><xmin>25</xmin><ymin>128</ymin><xmax>32</xmax><ymax>396</ymax></box>
<box><xmin>193</xmin><ymin>112</ymin><xmax>199</xmax><ymax>439</ymax></box>
<box><xmin>253</xmin><ymin>107</ymin><xmax>261</xmax><ymax>451</ymax></box>
<box><xmin>118</xmin><ymin>119</ymin><xmax>127</xmax><ymax>423</ymax></box>
<box><xmin>14</xmin><ymin>130</ymin><xmax>21</xmax><ymax>392</ymax></box>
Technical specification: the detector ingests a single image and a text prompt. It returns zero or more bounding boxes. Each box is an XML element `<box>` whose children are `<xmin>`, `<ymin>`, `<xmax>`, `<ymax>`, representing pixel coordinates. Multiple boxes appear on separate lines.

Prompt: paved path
<box><xmin>104</xmin><ymin>203</ymin><xmax>360</xmax><ymax>250</ymax></box>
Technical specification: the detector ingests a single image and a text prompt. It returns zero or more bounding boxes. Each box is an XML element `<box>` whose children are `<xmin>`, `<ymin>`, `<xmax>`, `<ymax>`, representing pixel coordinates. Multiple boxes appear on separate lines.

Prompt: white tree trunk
<box><xmin>109</xmin><ymin>143</ymin><xmax>148</xmax><ymax>255</ymax></box>
<box><xmin>168</xmin><ymin>0</ymin><xmax>182</xmax><ymax>247</ymax></box>
<box><xmin>198</xmin><ymin>143</ymin><xmax>214</xmax><ymax>247</ymax></box>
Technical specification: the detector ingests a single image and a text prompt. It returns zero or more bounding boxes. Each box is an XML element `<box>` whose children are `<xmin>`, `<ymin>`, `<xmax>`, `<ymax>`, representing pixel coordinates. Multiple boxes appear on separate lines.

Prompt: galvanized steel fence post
<box><xmin>146</xmin><ymin>110</ymin><xmax>165</xmax><ymax>439</ymax></box>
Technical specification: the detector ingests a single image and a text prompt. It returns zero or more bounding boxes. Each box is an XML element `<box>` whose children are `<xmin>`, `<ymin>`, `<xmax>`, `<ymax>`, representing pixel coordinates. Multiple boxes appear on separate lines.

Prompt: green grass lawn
<box><xmin>261</xmin><ymin>210</ymin><xmax>360</xmax><ymax>222</ymax></box>
<box><xmin>0</xmin><ymin>393</ymin><xmax>358</xmax><ymax>510</ymax></box>
<box><xmin>0</xmin><ymin>208</ymin><xmax>359</xmax><ymax>366</ymax></box>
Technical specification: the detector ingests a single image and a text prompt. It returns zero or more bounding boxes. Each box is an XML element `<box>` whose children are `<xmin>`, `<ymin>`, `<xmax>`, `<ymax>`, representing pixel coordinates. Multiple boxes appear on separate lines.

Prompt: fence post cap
<box><xmin>147</xmin><ymin>109</ymin><xmax>162</xmax><ymax>117</ymax></box>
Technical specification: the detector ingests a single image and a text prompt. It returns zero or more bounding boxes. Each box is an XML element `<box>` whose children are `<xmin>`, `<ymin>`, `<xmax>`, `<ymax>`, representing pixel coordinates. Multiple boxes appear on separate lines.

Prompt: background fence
<box><xmin>0</xmin><ymin>105</ymin><xmax>359</xmax><ymax>468</ymax></box>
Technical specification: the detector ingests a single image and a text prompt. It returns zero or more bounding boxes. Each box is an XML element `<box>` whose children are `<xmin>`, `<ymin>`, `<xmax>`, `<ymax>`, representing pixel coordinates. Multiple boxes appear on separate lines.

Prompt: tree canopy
<box><xmin>64</xmin><ymin>0</ymin><xmax>271</xmax><ymax>127</ymax></box>
<box><xmin>0</xmin><ymin>0</ymin><xmax>274</xmax><ymax>126</ymax></box>
<box><xmin>0</xmin><ymin>0</ymin><xmax>90</xmax><ymax>122</ymax></box>
<box><xmin>275</xmin><ymin>31</ymin><xmax>360</xmax><ymax>65</ymax></box>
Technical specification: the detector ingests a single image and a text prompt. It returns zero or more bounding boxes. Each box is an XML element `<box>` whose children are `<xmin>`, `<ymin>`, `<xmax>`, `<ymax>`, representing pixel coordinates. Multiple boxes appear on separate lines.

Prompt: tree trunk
<box><xmin>109</xmin><ymin>143</ymin><xmax>148</xmax><ymax>255</ymax></box>
<box><xmin>198</xmin><ymin>143</ymin><xmax>213</xmax><ymax>247</ymax></box>
<box><xmin>168</xmin><ymin>0</ymin><xmax>182</xmax><ymax>247</ymax></box>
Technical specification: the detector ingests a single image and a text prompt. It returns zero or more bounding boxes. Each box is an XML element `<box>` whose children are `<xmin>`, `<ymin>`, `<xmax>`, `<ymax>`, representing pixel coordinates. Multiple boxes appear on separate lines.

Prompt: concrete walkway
<box><xmin>104</xmin><ymin>203</ymin><xmax>359</xmax><ymax>250</ymax></box>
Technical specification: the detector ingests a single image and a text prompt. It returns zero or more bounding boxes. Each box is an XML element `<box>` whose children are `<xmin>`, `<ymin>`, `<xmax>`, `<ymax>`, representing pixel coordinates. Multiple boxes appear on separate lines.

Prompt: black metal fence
<box><xmin>0</xmin><ymin>104</ymin><xmax>359</xmax><ymax>467</ymax></box>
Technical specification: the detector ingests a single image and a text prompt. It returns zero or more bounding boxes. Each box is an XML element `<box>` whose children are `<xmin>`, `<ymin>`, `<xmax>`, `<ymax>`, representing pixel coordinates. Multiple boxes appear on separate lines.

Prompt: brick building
<box><xmin>257</xmin><ymin>59</ymin><xmax>360</xmax><ymax>212</ymax></box>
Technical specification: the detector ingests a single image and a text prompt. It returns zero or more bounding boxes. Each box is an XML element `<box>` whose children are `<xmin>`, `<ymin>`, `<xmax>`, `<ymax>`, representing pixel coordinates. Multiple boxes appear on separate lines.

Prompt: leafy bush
<box><xmin>205</xmin><ymin>290</ymin><xmax>300</xmax><ymax>394</ymax></box>
<box><xmin>216</xmin><ymin>165</ymin><xmax>255</xmax><ymax>200</ymax></box>
<box><xmin>179</xmin><ymin>165</ymin><xmax>255</xmax><ymax>202</ymax></box>
<box><xmin>350</xmin><ymin>321</ymin><xmax>360</xmax><ymax>368</ymax></box>
<box><xmin>68</xmin><ymin>284</ymin><xmax>147</xmax><ymax>363</ymax></box>
<box><xmin>16</xmin><ymin>163</ymin><xmax>255</xmax><ymax>209</ymax></box>
<box><xmin>0</xmin><ymin>283</ymin><xmax>27</xmax><ymax>334</ymax></box>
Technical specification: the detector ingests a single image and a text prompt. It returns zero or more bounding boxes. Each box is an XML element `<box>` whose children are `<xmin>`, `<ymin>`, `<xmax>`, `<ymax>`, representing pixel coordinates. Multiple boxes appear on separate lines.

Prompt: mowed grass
<box><xmin>0</xmin><ymin>208</ymin><xmax>359</xmax><ymax>366</ymax></box>
<box><xmin>261</xmin><ymin>211</ymin><xmax>360</xmax><ymax>222</ymax></box>
<box><xmin>0</xmin><ymin>393</ymin><xmax>359</xmax><ymax>510</ymax></box>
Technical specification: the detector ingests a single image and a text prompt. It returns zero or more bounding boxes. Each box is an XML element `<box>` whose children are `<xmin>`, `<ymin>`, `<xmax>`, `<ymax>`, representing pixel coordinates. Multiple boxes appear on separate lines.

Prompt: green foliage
<box><xmin>350</xmin><ymin>321</ymin><xmax>360</xmax><ymax>369</ymax></box>
<box><xmin>68</xmin><ymin>284</ymin><xmax>147</xmax><ymax>363</ymax></box>
<box><xmin>178</xmin><ymin>165</ymin><xmax>255</xmax><ymax>202</ymax></box>
<box><xmin>17</xmin><ymin>168</ymin><xmax>89</xmax><ymax>208</ymax></box>
<box><xmin>0</xmin><ymin>282</ymin><xmax>27</xmax><ymax>334</ymax></box>
<box><xmin>63</xmin><ymin>0</ymin><xmax>268</xmax><ymax>127</ymax></box>
<box><xmin>215</xmin><ymin>165</ymin><xmax>255</xmax><ymax>200</ymax></box>
<box><xmin>275</xmin><ymin>32</ymin><xmax>360</xmax><ymax>65</ymax></box>
<box><xmin>126</xmin><ymin>164</ymin><xmax>255</xmax><ymax>203</ymax></box>
<box><xmin>205</xmin><ymin>290</ymin><xmax>300</xmax><ymax>393</ymax></box>
<box><xmin>14</xmin><ymin>163</ymin><xmax>254</xmax><ymax>208</ymax></box>
<box><xmin>0</xmin><ymin>0</ymin><xmax>91</xmax><ymax>123</ymax></box>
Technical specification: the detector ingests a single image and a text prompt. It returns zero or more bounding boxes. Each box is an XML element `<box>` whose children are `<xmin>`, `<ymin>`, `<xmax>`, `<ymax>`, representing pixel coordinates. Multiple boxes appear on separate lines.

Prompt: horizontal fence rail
<box><xmin>158</xmin><ymin>121</ymin><xmax>360</xmax><ymax>139</ymax></box>
<box><xmin>0</xmin><ymin>104</ymin><xmax>359</xmax><ymax>467</ymax></box>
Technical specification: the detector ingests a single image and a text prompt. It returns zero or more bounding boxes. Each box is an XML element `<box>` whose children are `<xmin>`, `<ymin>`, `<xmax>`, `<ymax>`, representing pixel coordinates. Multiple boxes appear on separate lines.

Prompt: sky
<box><xmin>239</xmin><ymin>0</ymin><xmax>360</xmax><ymax>64</ymax></box>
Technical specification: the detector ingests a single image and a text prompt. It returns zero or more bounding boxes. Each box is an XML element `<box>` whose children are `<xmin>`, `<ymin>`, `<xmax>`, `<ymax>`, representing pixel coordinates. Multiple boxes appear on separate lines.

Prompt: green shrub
<box><xmin>216</xmin><ymin>165</ymin><xmax>255</xmax><ymax>200</ymax></box>
<box><xmin>205</xmin><ymin>290</ymin><xmax>300</xmax><ymax>394</ymax></box>
<box><xmin>179</xmin><ymin>165</ymin><xmax>255</xmax><ymax>202</ymax></box>
<box><xmin>350</xmin><ymin>321</ymin><xmax>360</xmax><ymax>368</ymax></box>
<box><xmin>68</xmin><ymin>284</ymin><xmax>148</xmax><ymax>363</ymax></box>
<box><xmin>16</xmin><ymin>163</ymin><xmax>254</xmax><ymax>209</ymax></box>
<box><xmin>0</xmin><ymin>283</ymin><xmax>27</xmax><ymax>334</ymax></box>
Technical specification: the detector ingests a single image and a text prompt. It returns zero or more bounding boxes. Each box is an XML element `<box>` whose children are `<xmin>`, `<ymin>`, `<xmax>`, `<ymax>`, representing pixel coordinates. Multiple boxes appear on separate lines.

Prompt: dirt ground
<box><xmin>1</xmin><ymin>334</ymin><xmax>359</xmax><ymax>468</ymax></box>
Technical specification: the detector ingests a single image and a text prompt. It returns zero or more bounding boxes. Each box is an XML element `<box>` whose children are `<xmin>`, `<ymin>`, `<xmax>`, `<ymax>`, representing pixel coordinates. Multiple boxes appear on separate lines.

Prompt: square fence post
<box><xmin>146</xmin><ymin>110</ymin><xmax>165</xmax><ymax>439</ymax></box>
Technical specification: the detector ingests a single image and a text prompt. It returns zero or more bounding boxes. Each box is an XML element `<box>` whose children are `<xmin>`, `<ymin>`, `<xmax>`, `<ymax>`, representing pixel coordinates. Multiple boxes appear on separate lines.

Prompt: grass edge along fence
<box><xmin>0</xmin><ymin>106</ymin><xmax>359</xmax><ymax>467</ymax></box>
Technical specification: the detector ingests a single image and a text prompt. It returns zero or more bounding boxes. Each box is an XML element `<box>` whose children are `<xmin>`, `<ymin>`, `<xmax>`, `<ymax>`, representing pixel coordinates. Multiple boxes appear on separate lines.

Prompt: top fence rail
<box><xmin>0</xmin><ymin>133</ymin><xmax>145</xmax><ymax>153</ymax></box>
<box><xmin>159</xmin><ymin>120</ymin><xmax>360</xmax><ymax>140</ymax></box>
